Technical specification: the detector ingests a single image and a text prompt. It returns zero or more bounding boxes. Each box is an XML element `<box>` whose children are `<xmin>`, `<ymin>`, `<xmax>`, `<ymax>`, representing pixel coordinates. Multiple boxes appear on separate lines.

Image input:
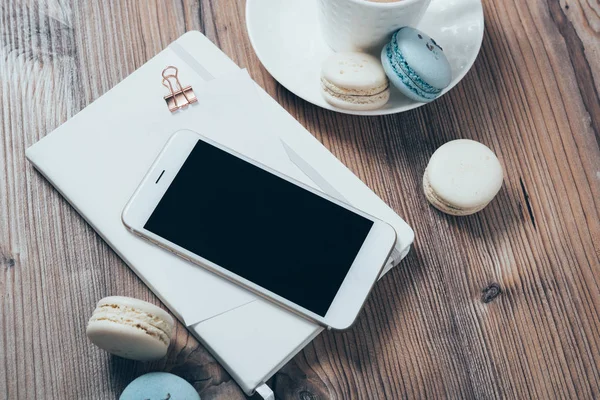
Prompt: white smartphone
<box><xmin>122</xmin><ymin>129</ymin><xmax>396</xmax><ymax>330</ymax></box>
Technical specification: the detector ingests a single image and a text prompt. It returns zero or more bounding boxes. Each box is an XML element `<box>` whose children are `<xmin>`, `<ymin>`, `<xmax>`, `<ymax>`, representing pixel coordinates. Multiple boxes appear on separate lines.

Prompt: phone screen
<box><xmin>144</xmin><ymin>140</ymin><xmax>374</xmax><ymax>317</ymax></box>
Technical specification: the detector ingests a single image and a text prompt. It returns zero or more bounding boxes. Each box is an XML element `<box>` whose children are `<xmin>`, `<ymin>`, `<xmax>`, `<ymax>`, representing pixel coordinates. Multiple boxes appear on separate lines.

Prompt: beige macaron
<box><xmin>321</xmin><ymin>52</ymin><xmax>390</xmax><ymax>111</ymax></box>
<box><xmin>423</xmin><ymin>139</ymin><xmax>504</xmax><ymax>216</ymax></box>
<box><xmin>87</xmin><ymin>296</ymin><xmax>175</xmax><ymax>361</ymax></box>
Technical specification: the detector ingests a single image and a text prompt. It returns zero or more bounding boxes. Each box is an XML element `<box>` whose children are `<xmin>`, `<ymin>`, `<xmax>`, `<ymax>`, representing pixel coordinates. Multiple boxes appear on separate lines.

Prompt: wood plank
<box><xmin>1</xmin><ymin>0</ymin><xmax>598</xmax><ymax>398</ymax></box>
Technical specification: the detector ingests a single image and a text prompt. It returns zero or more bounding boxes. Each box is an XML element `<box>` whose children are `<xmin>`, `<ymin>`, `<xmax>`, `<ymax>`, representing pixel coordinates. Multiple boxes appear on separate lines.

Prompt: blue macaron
<box><xmin>120</xmin><ymin>372</ymin><xmax>201</xmax><ymax>400</ymax></box>
<box><xmin>381</xmin><ymin>27</ymin><xmax>452</xmax><ymax>103</ymax></box>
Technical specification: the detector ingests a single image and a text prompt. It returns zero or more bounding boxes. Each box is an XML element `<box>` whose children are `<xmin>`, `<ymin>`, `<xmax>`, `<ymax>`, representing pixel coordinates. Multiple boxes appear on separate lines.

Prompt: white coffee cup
<box><xmin>317</xmin><ymin>0</ymin><xmax>432</xmax><ymax>52</ymax></box>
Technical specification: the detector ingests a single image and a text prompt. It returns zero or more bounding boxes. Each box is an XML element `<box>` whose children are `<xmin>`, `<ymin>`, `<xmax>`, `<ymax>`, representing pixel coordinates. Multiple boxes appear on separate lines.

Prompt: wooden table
<box><xmin>1</xmin><ymin>0</ymin><xmax>599</xmax><ymax>398</ymax></box>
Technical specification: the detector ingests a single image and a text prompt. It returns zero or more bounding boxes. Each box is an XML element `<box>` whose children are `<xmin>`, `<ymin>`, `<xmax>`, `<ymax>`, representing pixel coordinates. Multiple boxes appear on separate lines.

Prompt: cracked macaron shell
<box><xmin>382</xmin><ymin>27</ymin><xmax>452</xmax><ymax>103</ymax></box>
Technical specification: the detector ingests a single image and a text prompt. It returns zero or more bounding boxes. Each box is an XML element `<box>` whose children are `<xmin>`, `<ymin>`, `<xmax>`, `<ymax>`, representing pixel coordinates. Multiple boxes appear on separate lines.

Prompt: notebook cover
<box><xmin>26</xmin><ymin>31</ymin><xmax>414</xmax><ymax>395</ymax></box>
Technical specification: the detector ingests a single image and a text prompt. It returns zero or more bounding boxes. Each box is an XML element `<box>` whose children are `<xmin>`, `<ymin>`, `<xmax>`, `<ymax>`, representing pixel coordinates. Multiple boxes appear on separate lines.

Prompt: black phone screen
<box><xmin>144</xmin><ymin>139</ymin><xmax>374</xmax><ymax>316</ymax></box>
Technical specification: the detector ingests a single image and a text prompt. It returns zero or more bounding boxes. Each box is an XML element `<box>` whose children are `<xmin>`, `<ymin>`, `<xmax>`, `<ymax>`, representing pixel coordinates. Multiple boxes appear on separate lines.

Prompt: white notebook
<box><xmin>26</xmin><ymin>31</ymin><xmax>414</xmax><ymax>397</ymax></box>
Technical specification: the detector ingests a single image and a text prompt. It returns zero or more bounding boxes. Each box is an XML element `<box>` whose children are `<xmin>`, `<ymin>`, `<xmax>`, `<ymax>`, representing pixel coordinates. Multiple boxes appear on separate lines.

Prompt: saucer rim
<box><xmin>245</xmin><ymin>0</ymin><xmax>485</xmax><ymax>116</ymax></box>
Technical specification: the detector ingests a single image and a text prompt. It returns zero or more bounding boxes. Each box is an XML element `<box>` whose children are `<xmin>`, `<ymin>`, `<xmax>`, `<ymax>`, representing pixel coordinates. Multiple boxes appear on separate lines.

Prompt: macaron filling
<box><xmin>386</xmin><ymin>30</ymin><xmax>443</xmax><ymax>96</ymax></box>
<box><xmin>89</xmin><ymin>303</ymin><xmax>173</xmax><ymax>345</ymax></box>
<box><xmin>321</xmin><ymin>77</ymin><xmax>390</xmax><ymax>104</ymax></box>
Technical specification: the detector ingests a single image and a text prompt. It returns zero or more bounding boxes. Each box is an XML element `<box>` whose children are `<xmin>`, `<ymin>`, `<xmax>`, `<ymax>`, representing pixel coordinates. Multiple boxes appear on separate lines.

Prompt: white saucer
<box><xmin>246</xmin><ymin>0</ymin><xmax>484</xmax><ymax>116</ymax></box>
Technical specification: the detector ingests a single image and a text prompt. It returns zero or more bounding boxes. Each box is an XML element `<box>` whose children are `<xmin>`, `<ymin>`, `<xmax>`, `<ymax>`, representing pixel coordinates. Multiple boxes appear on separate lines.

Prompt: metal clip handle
<box><xmin>162</xmin><ymin>66</ymin><xmax>197</xmax><ymax>112</ymax></box>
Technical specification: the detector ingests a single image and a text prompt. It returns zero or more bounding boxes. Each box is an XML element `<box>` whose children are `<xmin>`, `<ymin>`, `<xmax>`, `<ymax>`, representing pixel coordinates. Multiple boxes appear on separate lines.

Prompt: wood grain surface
<box><xmin>1</xmin><ymin>0</ymin><xmax>599</xmax><ymax>398</ymax></box>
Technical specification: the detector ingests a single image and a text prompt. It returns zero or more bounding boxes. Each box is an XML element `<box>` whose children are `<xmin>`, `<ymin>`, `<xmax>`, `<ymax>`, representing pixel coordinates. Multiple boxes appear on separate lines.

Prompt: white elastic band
<box><xmin>255</xmin><ymin>383</ymin><xmax>275</xmax><ymax>400</ymax></box>
<box><xmin>169</xmin><ymin>41</ymin><xmax>215</xmax><ymax>82</ymax></box>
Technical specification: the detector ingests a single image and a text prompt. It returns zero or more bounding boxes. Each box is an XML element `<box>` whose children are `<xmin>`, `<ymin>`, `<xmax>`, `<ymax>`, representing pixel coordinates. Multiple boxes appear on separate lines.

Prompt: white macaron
<box><xmin>423</xmin><ymin>139</ymin><xmax>504</xmax><ymax>216</ymax></box>
<box><xmin>320</xmin><ymin>52</ymin><xmax>390</xmax><ymax>111</ymax></box>
<box><xmin>87</xmin><ymin>296</ymin><xmax>175</xmax><ymax>361</ymax></box>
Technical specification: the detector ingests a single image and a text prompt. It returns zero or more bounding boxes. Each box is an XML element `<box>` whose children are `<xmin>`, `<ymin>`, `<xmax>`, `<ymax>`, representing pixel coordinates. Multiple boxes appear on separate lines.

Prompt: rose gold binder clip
<box><xmin>162</xmin><ymin>66</ymin><xmax>197</xmax><ymax>112</ymax></box>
